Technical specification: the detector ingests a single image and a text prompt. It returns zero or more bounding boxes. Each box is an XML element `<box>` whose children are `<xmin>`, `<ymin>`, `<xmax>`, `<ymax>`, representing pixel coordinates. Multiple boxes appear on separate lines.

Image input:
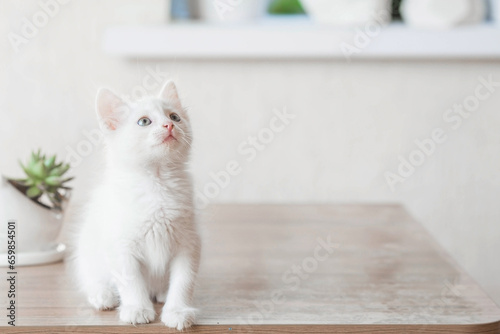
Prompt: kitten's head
<box><xmin>96</xmin><ymin>81</ymin><xmax>192</xmax><ymax>166</ymax></box>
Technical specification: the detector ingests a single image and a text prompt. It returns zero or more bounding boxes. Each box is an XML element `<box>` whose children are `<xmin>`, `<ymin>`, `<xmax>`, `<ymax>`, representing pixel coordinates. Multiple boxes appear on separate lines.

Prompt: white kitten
<box><xmin>75</xmin><ymin>82</ymin><xmax>201</xmax><ymax>330</ymax></box>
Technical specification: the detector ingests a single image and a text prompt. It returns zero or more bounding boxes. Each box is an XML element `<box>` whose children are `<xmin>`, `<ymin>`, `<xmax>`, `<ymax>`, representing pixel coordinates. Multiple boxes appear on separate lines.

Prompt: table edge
<box><xmin>2</xmin><ymin>321</ymin><xmax>500</xmax><ymax>333</ymax></box>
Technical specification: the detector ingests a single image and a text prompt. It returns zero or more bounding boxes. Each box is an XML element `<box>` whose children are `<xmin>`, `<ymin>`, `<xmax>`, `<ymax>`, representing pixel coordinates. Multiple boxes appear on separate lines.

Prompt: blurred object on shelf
<box><xmin>401</xmin><ymin>0</ymin><xmax>487</xmax><ymax>29</ymax></box>
<box><xmin>194</xmin><ymin>0</ymin><xmax>269</xmax><ymax>22</ymax></box>
<box><xmin>300</xmin><ymin>0</ymin><xmax>392</xmax><ymax>26</ymax></box>
<box><xmin>491</xmin><ymin>0</ymin><xmax>500</xmax><ymax>25</ymax></box>
<box><xmin>269</xmin><ymin>0</ymin><xmax>305</xmax><ymax>14</ymax></box>
<box><xmin>171</xmin><ymin>0</ymin><xmax>195</xmax><ymax>20</ymax></box>
<box><xmin>391</xmin><ymin>0</ymin><xmax>403</xmax><ymax>20</ymax></box>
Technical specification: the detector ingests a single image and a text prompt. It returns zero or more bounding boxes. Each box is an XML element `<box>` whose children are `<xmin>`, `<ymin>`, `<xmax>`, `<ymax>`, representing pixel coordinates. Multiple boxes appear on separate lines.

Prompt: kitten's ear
<box><xmin>96</xmin><ymin>88</ymin><xmax>126</xmax><ymax>131</ymax></box>
<box><xmin>159</xmin><ymin>81</ymin><xmax>182</xmax><ymax>110</ymax></box>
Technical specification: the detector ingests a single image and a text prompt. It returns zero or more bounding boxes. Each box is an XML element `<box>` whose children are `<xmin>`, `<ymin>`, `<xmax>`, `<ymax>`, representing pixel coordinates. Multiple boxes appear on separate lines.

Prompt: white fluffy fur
<box><xmin>75</xmin><ymin>82</ymin><xmax>201</xmax><ymax>330</ymax></box>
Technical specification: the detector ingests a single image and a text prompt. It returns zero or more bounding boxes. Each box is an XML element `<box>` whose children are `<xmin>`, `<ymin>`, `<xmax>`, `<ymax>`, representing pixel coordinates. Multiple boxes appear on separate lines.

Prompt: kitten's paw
<box><xmin>119</xmin><ymin>305</ymin><xmax>156</xmax><ymax>324</ymax></box>
<box><xmin>88</xmin><ymin>289</ymin><xmax>119</xmax><ymax>310</ymax></box>
<box><xmin>161</xmin><ymin>307</ymin><xmax>196</xmax><ymax>330</ymax></box>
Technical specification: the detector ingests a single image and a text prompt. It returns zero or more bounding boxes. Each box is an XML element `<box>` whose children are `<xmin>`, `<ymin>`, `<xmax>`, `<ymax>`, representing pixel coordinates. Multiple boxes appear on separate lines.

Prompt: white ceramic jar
<box><xmin>401</xmin><ymin>0</ymin><xmax>487</xmax><ymax>29</ymax></box>
<box><xmin>0</xmin><ymin>177</ymin><xmax>68</xmax><ymax>266</ymax></box>
<box><xmin>301</xmin><ymin>0</ymin><xmax>392</xmax><ymax>26</ymax></box>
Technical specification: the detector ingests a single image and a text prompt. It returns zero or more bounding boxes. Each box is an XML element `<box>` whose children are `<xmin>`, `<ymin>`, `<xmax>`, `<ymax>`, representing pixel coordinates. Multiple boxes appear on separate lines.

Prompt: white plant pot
<box><xmin>301</xmin><ymin>0</ymin><xmax>392</xmax><ymax>26</ymax></box>
<box><xmin>196</xmin><ymin>0</ymin><xmax>269</xmax><ymax>22</ymax></box>
<box><xmin>401</xmin><ymin>0</ymin><xmax>487</xmax><ymax>29</ymax></box>
<box><xmin>0</xmin><ymin>177</ymin><xmax>68</xmax><ymax>266</ymax></box>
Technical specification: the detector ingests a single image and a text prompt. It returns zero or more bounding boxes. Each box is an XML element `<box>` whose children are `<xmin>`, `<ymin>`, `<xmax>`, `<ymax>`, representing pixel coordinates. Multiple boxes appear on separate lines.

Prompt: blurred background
<box><xmin>1</xmin><ymin>0</ymin><xmax>499</xmax><ymax>306</ymax></box>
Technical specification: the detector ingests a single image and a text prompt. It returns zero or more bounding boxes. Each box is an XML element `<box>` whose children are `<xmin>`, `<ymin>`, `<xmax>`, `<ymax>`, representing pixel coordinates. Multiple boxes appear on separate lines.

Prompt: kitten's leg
<box><xmin>77</xmin><ymin>250</ymin><xmax>119</xmax><ymax>310</ymax></box>
<box><xmin>115</xmin><ymin>255</ymin><xmax>156</xmax><ymax>324</ymax></box>
<box><xmin>161</xmin><ymin>250</ymin><xmax>200</xmax><ymax>330</ymax></box>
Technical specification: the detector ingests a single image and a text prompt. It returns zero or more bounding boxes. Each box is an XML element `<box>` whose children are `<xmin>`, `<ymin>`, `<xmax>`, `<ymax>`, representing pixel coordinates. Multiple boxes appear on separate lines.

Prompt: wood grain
<box><xmin>1</xmin><ymin>204</ymin><xmax>499</xmax><ymax>333</ymax></box>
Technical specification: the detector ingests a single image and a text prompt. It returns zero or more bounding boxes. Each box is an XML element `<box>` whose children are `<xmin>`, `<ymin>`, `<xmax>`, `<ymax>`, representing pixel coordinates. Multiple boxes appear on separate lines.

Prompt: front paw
<box><xmin>119</xmin><ymin>305</ymin><xmax>156</xmax><ymax>324</ymax></box>
<box><xmin>88</xmin><ymin>288</ymin><xmax>119</xmax><ymax>311</ymax></box>
<box><xmin>161</xmin><ymin>307</ymin><xmax>196</xmax><ymax>330</ymax></box>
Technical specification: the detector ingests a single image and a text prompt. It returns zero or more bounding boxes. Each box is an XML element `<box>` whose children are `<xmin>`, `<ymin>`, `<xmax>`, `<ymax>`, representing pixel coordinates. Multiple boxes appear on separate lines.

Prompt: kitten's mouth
<box><xmin>161</xmin><ymin>135</ymin><xmax>177</xmax><ymax>144</ymax></box>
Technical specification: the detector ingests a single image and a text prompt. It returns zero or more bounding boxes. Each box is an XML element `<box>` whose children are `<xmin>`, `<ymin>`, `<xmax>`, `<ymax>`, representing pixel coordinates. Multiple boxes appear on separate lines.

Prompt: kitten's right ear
<box><xmin>96</xmin><ymin>88</ymin><xmax>126</xmax><ymax>131</ymax></box>
<box><xmin>159</xmin><ymin>81</ymin><xmax>182</xmax><ymax>110</ymax></box>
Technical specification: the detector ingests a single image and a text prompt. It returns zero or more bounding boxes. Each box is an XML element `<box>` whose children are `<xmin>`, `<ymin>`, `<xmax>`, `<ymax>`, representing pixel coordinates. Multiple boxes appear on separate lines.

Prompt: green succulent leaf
<box><xmin>45</xmin><ymin>176</ymin><xmax>61</xmax><ymax>186</ymax></box>
<box><xmin>19</xmin><ymin>161</ymin><xmax>35</xmax><ymax>179</ymax></box>
<box><xmin>24</xmin><ymin>179</ymin><xmax>35</xmax><ymax>186</ymax></box>
<box><xmin>30</xmin><ymin>152</ymin><xmax>37</xmax><ymax>165</ymax></box>
<box><xmin>44</xmin><ymin>155</ymin><xmax>56</xmax><ymax>169</ymax></box>
<box><xmin>60</xmin><ymin>164</ymin><xmax>70</xmax><ymax>175</ymax></box>
<box><xmin>26</xmin><ymin>186</ymin><xmax>42</xmax><ymax>198</ymax></box>
<box><xmin>61</xmin><ymin>176</ymin><xmax>74</xmax><ymax>184</ymax></box>
<box><xmin>50</xmin><ymin>165</ymin><xmax>67</xmax><ymax>177</ymax></box>
<box><xmin>31</xmin><ymin>160</ymin><xmax>47</xmax><ymax>179</ymax></box>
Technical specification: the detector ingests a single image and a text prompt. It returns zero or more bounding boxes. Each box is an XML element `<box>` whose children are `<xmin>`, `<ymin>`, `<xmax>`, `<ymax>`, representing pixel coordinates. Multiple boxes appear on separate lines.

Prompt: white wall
<box><xmin>1</xmin><ymin>1</ymin><xmax>499</xmax><ymax>306</ymax></box>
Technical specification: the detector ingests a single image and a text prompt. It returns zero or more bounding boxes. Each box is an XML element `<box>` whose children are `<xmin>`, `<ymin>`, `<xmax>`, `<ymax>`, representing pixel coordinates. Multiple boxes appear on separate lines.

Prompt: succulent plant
<box><xmin>268</xmin><ymin>0</ymin><xmax>305</xmax><ymax>14</ymax></box>
<box><xmin>9</xmin><ymin>150</ymin><xmax>73</xmax><ymax>211</ymax></box>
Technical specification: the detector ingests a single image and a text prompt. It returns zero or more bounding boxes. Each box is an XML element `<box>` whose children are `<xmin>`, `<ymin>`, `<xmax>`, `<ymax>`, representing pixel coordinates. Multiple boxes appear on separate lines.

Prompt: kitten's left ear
<box><xmin>159</xmin><ymin>81</ymin><xmax>182</xmax><ymax>110</ymax></box>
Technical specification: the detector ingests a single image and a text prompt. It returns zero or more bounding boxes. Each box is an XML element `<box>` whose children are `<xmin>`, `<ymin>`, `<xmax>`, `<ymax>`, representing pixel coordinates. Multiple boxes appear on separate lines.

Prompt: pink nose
<box><xmin>163</xmin><ymin>123</ymin><xmax>174</xmax><ymax>131</ymax></box>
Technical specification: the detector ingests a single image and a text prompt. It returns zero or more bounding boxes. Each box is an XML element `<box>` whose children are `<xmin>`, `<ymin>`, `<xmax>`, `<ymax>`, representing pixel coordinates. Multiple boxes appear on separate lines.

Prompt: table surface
<box><xmin>1</xmin><ymin>204</ymin><xmax>499</xmax><ymax>333</ymax></box>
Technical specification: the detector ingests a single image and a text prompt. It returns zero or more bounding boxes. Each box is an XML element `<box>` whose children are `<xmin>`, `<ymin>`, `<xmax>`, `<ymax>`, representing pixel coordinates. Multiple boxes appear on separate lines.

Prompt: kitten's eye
<box><xmin>170</xmin><ymin>113</ymin><xmax>181</xmax><ymax>122</ymax></box>
<box><xmin>137</xmin><ymin>117</ymin><xmax>152</xmax><ymax>126</ymax></box>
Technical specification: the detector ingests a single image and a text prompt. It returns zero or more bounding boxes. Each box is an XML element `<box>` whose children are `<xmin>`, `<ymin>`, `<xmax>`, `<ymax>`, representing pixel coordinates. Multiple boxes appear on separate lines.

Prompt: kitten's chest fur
<box><xmin>119</xmin><ymin>169</ymin><xmax>193</xmax><ymax>275</ymax></box>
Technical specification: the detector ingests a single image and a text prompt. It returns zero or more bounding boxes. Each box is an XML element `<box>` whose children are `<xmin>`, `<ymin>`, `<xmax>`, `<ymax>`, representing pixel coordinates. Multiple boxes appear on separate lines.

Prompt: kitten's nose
<box><xmin>163</xmin><ymin>123</ymin><xmax>174</xmax><ymax>131</ymax></box>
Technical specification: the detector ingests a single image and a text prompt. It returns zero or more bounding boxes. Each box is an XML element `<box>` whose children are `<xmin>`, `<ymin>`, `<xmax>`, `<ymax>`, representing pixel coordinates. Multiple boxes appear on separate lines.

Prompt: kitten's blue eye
<box><xmin>170</xmin><ymin>113</ymin><xmax>181</xmax><ymax>122</ymax></box>
<box><xmin>137</xmin><ymin>117</ymin><xmax>152</xmax><ymax>126</ymax></box>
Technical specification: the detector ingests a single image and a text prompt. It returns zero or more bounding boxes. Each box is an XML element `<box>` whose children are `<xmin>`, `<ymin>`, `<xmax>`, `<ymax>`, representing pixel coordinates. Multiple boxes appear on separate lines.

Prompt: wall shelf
<box><xmin>103</xmin><ymin>17</ymin><xmax>500</xmax><ymax>60</ymax></box>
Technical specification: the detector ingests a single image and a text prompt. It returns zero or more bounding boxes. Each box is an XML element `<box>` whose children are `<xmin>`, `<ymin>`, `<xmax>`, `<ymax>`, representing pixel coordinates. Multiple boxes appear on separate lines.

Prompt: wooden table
<box><xmin>1</xmin><ymin>204</ymin><xmax>499</xmax><ymax>333</ymax></box>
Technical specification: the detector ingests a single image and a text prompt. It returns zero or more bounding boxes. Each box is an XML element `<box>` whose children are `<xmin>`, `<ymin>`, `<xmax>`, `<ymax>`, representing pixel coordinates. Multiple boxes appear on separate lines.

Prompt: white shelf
<box><xmin>103</xmin><ymin>18</ymin><xmax>500</xmax><ymax>59</ymax></box>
